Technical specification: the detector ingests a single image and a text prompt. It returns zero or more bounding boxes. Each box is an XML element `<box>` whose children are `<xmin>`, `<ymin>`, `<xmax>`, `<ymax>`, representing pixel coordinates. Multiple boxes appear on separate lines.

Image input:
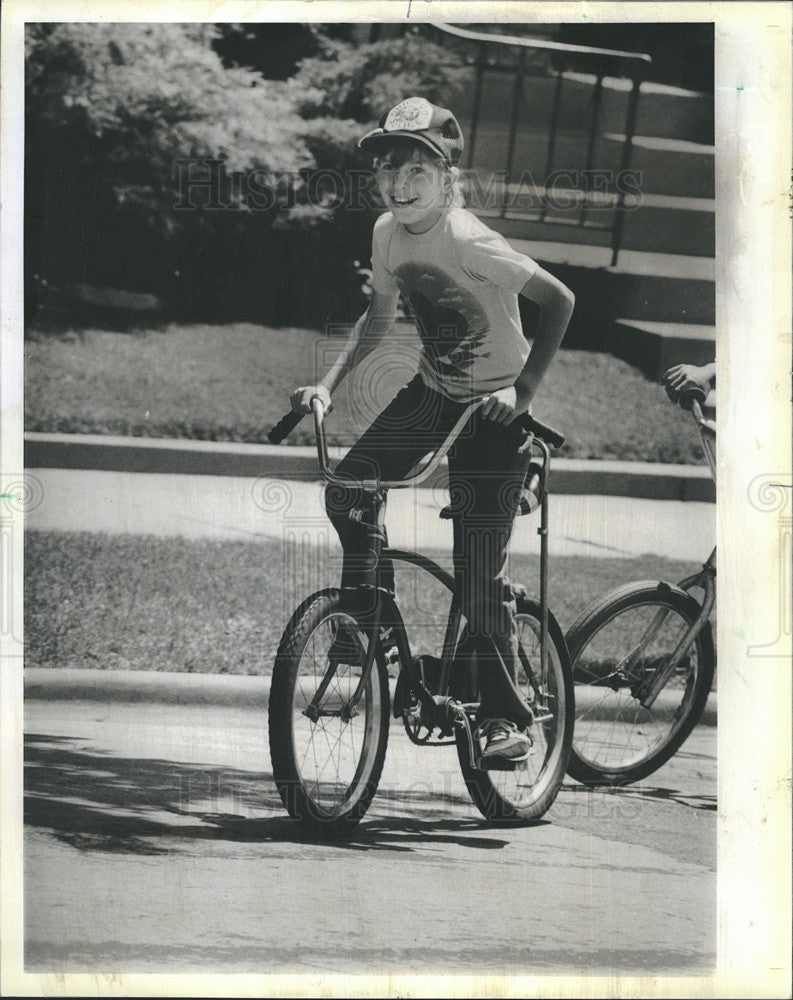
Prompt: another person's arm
<box><xmin>481</xmin><ymin>267</ymin><xmax>575</xmax><ymax>423</ymax></box>
<box><xmin>290</xmin><ymin>289</ymin><xmax>399</xmax><ymax>414</ymax></box>
<box><xmin>662</xmin><ymin>362</ymin><xmax>716</xmax><ymax>405</ymax></box>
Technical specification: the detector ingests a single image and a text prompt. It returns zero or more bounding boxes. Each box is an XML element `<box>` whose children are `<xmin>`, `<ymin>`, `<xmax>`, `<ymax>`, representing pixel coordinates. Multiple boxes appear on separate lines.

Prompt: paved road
<box><xmin>23</xmin><ymin>467</ymin><xmax>716</xmax><ymax>975</ymax></box>
<box><xmin>27</xmin><ymin>467</ymin><xmax>715</xmax><ymax>560</ymax></box>
<box><xmin>24</xmin><ymin>688</ymin><xmax>716</xmax><ymax>975</ymax></box>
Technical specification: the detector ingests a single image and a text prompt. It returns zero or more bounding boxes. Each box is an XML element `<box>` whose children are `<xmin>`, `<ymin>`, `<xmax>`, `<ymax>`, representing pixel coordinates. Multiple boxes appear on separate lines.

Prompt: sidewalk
<box><xmin>25</xmin><ymin>467</ymin><xmax>715</xmax><ymax>560</ymax></box>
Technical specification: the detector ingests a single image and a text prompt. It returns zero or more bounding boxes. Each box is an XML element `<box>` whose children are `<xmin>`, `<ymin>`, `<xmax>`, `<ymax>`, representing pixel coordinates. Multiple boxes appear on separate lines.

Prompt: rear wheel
<box><xmin>566</xmin><ymin>582</ymin><xmax>715</xmax><ymax>786</ymax></box>
<box><xmin>268</xmin><ymin>590</ymin><xmax>390</xmax><ymax>837</ymax></box>
<box><xmin>456</xmin><ymin>597</ymin><xmax>574</xmax><ymax>822</ymax></box>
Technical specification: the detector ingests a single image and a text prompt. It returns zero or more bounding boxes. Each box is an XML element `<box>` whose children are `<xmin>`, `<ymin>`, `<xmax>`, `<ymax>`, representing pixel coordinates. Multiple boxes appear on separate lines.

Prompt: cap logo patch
<box><xmin>384</xmin><ymin>97</ymin><xmax>434</xmax><ymax>133</ymax></box>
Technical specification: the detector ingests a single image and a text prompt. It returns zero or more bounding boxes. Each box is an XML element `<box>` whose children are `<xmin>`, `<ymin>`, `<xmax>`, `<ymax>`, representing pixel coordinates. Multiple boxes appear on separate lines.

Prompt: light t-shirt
<box><xmin>370</xmin><ymin>207</ymin><xmax>538</xmax><ymax>402</ymax></box>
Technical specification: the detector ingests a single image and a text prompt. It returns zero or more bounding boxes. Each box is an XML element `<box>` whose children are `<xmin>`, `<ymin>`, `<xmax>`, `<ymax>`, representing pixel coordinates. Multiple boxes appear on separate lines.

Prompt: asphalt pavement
<box><xmin>24</xmin><ymin>686</ymin><xmax>716</xmax><ymax>975</ymax></box>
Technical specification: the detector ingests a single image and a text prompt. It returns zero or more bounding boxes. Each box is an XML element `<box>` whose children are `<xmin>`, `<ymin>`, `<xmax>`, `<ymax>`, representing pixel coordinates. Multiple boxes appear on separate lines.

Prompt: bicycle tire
<box><xmin>456</xmin><ymin>596</ymin><xmax>574</xmax><ymax>823</ymax></box>
<box><xmin>565</xmin><ymin>581</ymin><xmax>715</xmax><ymax>787</ymax></box>
<box><xmin>268</xmin><ymin>589</ymin><xmax>390</xmax><ymax>837</ymax></box>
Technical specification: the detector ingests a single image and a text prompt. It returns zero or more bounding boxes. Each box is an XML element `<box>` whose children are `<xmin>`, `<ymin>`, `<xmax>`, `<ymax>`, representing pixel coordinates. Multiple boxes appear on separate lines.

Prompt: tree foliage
<box><xmin>24</xmin><ymin>23</ymin><xmax>470</xmax><ymax>329</ymax></box>
<box><xmin>288</xmin><ymin>30</ymin><xmax>466</xmax><ymax>170</ymax></box>
<box><xmin>212</xmin><ymin>23</ymin><xmax>319</xmax><ymax>79</ymax></box>
<box><xmin>26</xmin><ymin>23</ymin><xmax>311</xmax><ymax>223</ymax></box>
<box><xmin>290</xmin><ymin>31</ymin><xmax>465</xmax><ymax>120</ymax></box>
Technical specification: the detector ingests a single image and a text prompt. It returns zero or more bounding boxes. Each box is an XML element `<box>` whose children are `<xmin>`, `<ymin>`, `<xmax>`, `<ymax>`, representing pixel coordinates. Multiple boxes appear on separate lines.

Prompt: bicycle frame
<box><xmin>304</xmin><ymin>395</ymin><xmax>556</xmax><ymax>737</ymax></box>
<box><xmin>313</xmin><ymin>395</ymin><xmax>480</xmax><ymax>490</ymax></box>
<box><xmin>377</xmin><ymin>538</ymin><xmax>556</xmax><ymax>770</ymax></box>
<box><xmin>637</xmin><ymin>395</ymin><xmax>716</xmax><ymax>709</ymax></box>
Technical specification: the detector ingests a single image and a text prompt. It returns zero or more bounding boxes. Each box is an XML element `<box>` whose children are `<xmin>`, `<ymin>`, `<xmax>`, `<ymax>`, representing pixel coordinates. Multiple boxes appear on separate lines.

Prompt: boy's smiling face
<box><xmin>374</xmin><ymin>146</ymin><xmax>448</xmax><ymax>232</ymax></box>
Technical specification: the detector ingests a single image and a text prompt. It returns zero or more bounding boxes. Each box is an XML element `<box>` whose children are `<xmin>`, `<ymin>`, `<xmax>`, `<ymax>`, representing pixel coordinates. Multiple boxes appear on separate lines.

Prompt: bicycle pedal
<box><xmin>474</xmin><ymin>750</ymin><xmax>531</xmax><ymax>772</ymax></box>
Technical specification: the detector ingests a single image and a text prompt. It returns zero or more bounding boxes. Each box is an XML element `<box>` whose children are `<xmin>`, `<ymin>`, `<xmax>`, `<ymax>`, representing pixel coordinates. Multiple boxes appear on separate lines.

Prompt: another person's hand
<box><xmin>662</xmin><ymin>363</ymin><xmax>714</xmax><ymax>405</ymax></box>
<box><xmin>481</xmin><ymin>386</ymin><xmax>532</xmax><ymax>424</ymax></box>
<box><xmin>290</xmin><ymin>384</ymin><xmax>332</xmax><ymax>415</ymax></box>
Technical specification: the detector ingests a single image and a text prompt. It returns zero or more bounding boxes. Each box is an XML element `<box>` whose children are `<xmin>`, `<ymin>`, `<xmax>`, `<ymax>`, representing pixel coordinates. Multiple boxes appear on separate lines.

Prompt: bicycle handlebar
<box><xmin>520</xmin><ymin>413</ymin><xmax>566</xmax><ymax>450</ymax></box>
<box><xmin>677</xmin><ymin>385</ymin><xmax>707</xmax><ymax>410</ymax></box>
<box><xmin>691</xmin><ymin>396</ymin><xmax>716</xmax><ymax>434</ymax></box>
<box><xmin>268</xmin><ymin>395</ymin><xmax>565</xmax><ymax>489</ymax></box>
<box><xmin>269</xmin><ymin>402</ymin><xmax>565</xmax><ymax>450</ymax></box>
<box><xmin>268</xmin><ymin>409</ymin><xmax>304</xmax><ymax>445</ymax></box>
<box><xmin>681</xmin><ymin>390</ymin><xmax>716</xmax><ymax>481</ymax></box>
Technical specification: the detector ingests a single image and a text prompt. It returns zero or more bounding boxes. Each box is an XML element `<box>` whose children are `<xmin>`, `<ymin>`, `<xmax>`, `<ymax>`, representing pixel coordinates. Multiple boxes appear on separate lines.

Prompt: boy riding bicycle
<box><xmin>290</xmin><ymin>97</ymin><xmax>575</xmax><ymax>767</ymax></box>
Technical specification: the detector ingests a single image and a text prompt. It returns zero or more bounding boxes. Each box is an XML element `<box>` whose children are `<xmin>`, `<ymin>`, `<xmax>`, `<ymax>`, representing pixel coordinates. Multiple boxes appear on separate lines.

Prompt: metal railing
<box><xmin>427</xmin><ymin>23</ymin><xmax>653</xmax><ymax>266</ymax></box>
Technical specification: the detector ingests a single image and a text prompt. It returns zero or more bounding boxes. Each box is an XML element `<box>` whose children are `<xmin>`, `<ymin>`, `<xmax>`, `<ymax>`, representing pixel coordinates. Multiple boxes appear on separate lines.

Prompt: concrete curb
<box><xmin>25</xmin><ymin>433</ymin><xmax>715</xmax><ymax>502</ymax></box>
<box><xmin>24</xmin><ymin>667</ymin><xmax>270</xmax><ymax>709</ymax></box>
<box><xmin>23</xmin><ymin>667</ymin><xmax>716</xmax><ymax>726</ymax></box>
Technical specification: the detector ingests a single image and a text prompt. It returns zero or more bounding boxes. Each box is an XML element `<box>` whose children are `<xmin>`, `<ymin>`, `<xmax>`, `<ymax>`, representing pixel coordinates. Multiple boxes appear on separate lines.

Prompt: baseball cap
<box><xmin>358</xmin><ymin>97</ymin><xmax>464</xmax><ymax>166</ymax></box>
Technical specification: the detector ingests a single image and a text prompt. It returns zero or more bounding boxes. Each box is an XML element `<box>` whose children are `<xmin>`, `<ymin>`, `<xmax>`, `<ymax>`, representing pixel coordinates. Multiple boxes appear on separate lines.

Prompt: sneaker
<box><xmin>328</xmin><ymin>623</ymin><xmax>362</xmax><ymax>667</ymax></box>
<box><xmin>476</xmin><ymin>719</ymin><xmax>532</xmax><ymax>769</ymax></box>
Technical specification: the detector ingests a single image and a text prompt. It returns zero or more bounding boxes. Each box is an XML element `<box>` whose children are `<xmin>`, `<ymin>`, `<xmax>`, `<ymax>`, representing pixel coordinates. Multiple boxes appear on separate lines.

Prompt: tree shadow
<box><xmin>24</xmin><ymin>734</ymin><xmax>535</xmax><ymax>855</ymax></box>
<box><xmin>563</xmin><ymin>781</ymin><xmax>716</xmax><ymax>811</ymax></box>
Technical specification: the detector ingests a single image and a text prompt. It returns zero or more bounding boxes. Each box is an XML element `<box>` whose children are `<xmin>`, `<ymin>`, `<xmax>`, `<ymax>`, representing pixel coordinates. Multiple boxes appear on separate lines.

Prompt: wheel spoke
<box><xmin>570</xmin><ymin>597</ymin><xmax>705</xmax><ymax>777</ymax></box>
<box><xmin>270</xmin><ymin>600</ymin><xmax>387</xmax><ymax>829</ymax></box>
<box><xmin>468</xmin><ymin>605</ymin><xmax>570</xmax><ymax>819</ymax></box>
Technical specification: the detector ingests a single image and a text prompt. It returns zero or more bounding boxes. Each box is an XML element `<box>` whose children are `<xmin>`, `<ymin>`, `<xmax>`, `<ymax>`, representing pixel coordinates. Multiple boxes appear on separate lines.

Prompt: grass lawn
<box><xmin>25</xmin><ymin>322</ymin><xmax>705</xmax><ymax>464</ymax></box>
<box><xmin>25</xmin><ymin>530</ymin><xmax>702</xmax><ymax>675</ymax></box>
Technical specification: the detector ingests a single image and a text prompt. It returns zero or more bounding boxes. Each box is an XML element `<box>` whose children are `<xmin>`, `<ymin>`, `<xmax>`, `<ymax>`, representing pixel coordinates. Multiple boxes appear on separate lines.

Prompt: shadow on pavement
<box><xmin>24</xmin><ymin>735</ymin><xmax>532</xmax><ymax>855</ymax></box>
<box><xmin>563</xmin><ymin>781</ymin><xmax>716</xmax><ymax>812</ymax></box>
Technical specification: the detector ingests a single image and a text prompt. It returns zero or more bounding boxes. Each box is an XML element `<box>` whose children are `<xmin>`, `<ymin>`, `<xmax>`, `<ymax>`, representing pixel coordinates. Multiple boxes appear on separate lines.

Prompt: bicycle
<box><xmin>565</xmin><ymin>388</ymin><xmax>717</xmax><ymax>787</ymax></box>
<box><xmin>266</xmin><ymin>396</ymin><xmax>574</xmax><ymax>836</ymax></box>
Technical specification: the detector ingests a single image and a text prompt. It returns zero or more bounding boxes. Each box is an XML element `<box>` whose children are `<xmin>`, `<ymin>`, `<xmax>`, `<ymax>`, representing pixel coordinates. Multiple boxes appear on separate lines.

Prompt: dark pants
<box><xmin>325</xmin><ymin>375</ymin><xmax>532</xmax><ymax>722</ymax></box>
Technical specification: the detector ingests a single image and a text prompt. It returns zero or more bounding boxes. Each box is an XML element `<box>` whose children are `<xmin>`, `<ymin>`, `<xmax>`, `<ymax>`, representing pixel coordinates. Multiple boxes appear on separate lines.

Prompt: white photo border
<box><xmin>2</xmin><ymin>2</ymin><xmax>790</xmax><ymax>996</ymax></box>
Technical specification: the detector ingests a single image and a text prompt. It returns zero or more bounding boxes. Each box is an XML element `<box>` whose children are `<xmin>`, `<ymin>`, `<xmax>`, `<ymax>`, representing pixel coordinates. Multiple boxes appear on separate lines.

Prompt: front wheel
<box><xmin>566</xmin><ymin>581</ymin><xmax>715</xmax><ymax>786</ymax></box>
<box><xmin>456</xmin><ymin>597</ymin><xmax>574</xmax><ymax>822</ymax></box>
<box><xmin>268</xmin><ymin>590</ymin><xmax>390</xmax><ymax>837</ymax></box>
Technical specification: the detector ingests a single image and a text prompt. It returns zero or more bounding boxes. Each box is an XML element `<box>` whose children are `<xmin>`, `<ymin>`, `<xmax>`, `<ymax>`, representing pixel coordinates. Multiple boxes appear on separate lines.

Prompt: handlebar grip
<box><xmin>678</xmin><ymin>386</ymin><xmax>707</xmax><ymax>412</ymax></box>
<box><xmin>521</xmin><ymin>414</ymin><xmax>565</xmax><ymax>449</ymax></box>
<box><xmin>267</xmin><ymin>410</ymin><xmax>304</xmax><ymax>445</ymax></box>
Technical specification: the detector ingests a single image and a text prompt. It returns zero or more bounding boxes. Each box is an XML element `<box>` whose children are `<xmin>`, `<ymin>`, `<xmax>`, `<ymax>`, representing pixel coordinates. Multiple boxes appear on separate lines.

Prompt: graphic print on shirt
<box><xmin>393</xmin><ymin>262</ymin><xmax>491</xmax><ymax>388</ymax></box>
